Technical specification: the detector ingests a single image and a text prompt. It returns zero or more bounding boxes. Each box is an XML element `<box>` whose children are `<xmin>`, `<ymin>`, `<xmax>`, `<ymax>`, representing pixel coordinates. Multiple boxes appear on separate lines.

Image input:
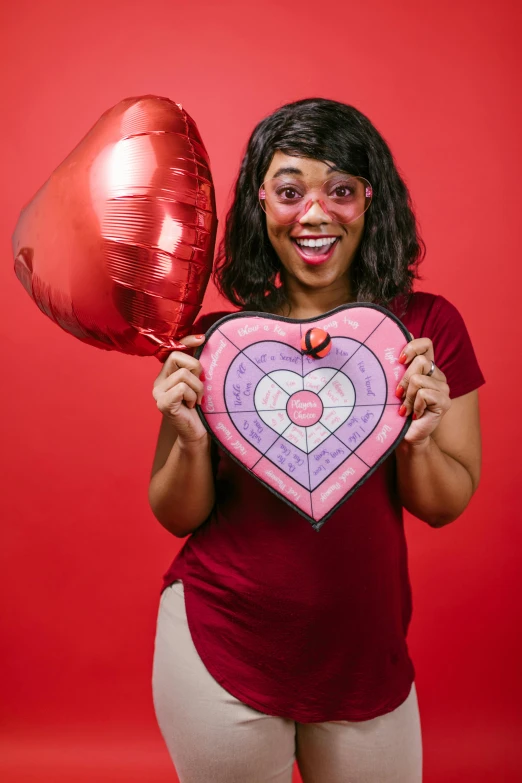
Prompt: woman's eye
<box><xmin>334</xmin><ymin>186</ymin><xmax>353</xmax><ymax>198</ymax></box>
<box><xmin>274</xmin><ymin>187</ymin><xmax>302</xmax><ymax>201</ymax></box>
<box><xmin>282</xmin><ymin>188</ymin><xmax>299</xmax><ymax>200</ymax></box>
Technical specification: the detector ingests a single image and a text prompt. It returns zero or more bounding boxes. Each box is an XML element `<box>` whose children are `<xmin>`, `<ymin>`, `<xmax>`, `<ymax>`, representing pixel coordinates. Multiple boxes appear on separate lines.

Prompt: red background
<box><xmin>1</xmin><ymin>1</ymin><xmax>521</xmax><ymax>780</ymax></box>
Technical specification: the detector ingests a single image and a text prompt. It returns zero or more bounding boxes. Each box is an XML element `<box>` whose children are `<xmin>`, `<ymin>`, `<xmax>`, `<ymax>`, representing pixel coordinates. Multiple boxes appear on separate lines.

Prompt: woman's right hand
<box><xmin>152</xmin><ymin>334</ymin><xmax>207</xmax><ymax>444</ymax></box>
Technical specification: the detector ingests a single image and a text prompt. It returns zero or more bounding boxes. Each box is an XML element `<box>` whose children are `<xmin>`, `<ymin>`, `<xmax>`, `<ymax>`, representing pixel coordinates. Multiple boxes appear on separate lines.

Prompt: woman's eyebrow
<box><xmin>272</xmin><ymin>166</ymin><xmax>303</xmax><ymax>178</ymax></box>
<box><xmin>271</xmin><ymin>165</ymin><xmax>345</xmax><ymax>178</ymax></box>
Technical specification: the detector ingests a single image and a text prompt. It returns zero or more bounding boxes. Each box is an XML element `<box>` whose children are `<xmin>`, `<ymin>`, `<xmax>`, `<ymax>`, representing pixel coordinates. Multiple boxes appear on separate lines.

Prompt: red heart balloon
<box><xmin>12</xmin><ymin>95</ymin><xmax>217</xmax><ymax>361</ymax></box>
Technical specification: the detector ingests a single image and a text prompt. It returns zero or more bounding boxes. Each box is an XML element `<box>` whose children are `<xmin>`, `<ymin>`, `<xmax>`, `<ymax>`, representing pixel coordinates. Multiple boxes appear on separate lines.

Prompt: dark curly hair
<box><xmin>213</xmin><ymin>97</ymin><xmax>425</xmax><ymax>316</ymax></box>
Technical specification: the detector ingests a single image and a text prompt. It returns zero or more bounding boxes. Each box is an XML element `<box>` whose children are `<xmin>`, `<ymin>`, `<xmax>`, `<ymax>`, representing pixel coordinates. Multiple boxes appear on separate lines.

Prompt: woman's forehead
<box><xmin>264</xmin><ymin>151</ymin><xmax>340</xmax><ymax>180</ymax></box>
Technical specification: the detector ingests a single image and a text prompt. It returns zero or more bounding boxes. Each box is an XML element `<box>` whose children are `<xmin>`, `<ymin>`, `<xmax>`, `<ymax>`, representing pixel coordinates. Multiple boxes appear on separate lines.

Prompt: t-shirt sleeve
<box><xmin>421</xmin><ymin>295</ymin><xmax>485</xmax><ymax>398</ymax></box>
<box><xmin>190</xmin><ymin>309</ymin><xmax>233</xmax><ymax>337</ymax></box>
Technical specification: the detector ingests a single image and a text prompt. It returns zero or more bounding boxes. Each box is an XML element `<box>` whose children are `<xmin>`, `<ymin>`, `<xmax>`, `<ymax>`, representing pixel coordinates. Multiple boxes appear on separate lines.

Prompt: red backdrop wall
<box><xmin>1</xmin><ymin>1</ymin><xmax>521</xmax><ymax>780</ymax></box>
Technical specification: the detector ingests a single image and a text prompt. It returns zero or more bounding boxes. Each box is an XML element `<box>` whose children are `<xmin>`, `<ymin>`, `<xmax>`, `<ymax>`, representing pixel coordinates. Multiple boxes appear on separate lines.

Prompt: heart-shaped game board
<box><xmin>196</xmin><ymin>304</ymin><xmax>411</xmax><ymax>530</ymax></box>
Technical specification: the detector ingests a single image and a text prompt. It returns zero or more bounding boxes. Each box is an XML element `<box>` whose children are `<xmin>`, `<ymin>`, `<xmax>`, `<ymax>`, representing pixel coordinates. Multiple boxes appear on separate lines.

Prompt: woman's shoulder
<box><xmin>191</xmin><ymin>308</ymin><xmax>238</xmax><ymax>335</ymax></box>
<box><xmin>389</xmin><ymin>291</ymin><xmax>485</xmax><ymax>397</ymax></box>
<box><xmin>388</xmin><ymin>291</ymin><xmax>467</xmax><ymax>335</ymax></box>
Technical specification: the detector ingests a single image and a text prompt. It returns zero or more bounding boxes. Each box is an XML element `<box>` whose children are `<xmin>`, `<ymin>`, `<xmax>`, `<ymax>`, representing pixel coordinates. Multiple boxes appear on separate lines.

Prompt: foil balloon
<box><xmin>12</xmin><ymin>95</ymin><xmax>217</xmax><ymax>361</ymax></box>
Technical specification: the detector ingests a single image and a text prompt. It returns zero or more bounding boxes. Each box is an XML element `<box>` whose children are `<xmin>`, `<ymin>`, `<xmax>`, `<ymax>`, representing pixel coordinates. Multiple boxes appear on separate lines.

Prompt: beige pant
<box><xmin>152</xmin><ymin>580</ymin><xmax>423</xmax><ymax>783</ymax></box>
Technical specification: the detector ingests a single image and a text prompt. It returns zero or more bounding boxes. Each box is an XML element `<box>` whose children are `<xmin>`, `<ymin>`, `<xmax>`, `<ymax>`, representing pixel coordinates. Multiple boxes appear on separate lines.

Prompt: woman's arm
<box><xmin>149</xmin><ymin>418</ymin><xmax>215</xmax><ymax>538</ymax></box>
<box><xmin>148</xmin><ymin>335</ymin><xmax>215</xmax><ymax>538</ymax></box>
<box><xmin>395</xmin><ymin>390</ymin><xmax>481</xmax><ymax>527</ymax></box>
<box><xmin>393</xmin><ymin>336</ymin><xmax>482</xmax><ymax>527</ymax></box>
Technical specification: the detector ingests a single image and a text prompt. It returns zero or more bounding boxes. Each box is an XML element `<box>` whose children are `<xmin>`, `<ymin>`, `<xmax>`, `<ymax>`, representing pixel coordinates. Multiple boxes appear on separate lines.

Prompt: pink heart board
<box><xmin>196</xmin><ymin>305</ymin><xmax>412</xmax><ymax>531</ymax></box>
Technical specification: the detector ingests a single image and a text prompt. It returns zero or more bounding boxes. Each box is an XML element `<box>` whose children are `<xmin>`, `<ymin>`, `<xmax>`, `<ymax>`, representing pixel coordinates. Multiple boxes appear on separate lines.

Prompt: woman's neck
<box><xmin>275</xmin><ymin>278</ymin><xmax>356</xmax><ymax>320</ymax></box>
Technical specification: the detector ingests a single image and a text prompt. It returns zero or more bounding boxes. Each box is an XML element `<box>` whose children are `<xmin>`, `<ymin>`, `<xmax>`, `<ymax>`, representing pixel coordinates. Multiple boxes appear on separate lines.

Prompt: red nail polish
<box><xmin>395</xmin><ymin>384</ymin><xmax>405</xmax><ymax>399</ymax></box>
<box><xmin>195</xmin><ymin>334</ymin><xmax>205</xmax><ymax>340</ymax></box>
<box><xmin>200</xmin><ymin>370</ymin><xmax>206</xmax><ymax>382</ymax></box>
<box><xmin>399</xmin><ymin>405</ymin><xmax>407</xmax><ymax>416</ymax></box>
<box><xmin>399</xmin><ymin>352</ymin><xmax>407</xmax><ymax>364</ymax></box>
<box><xmin>412</xmin><ymin>412</ymin><xmax>417</xmax><ymax>420</ymax></box>
<box><xmin>201</xmin><ymin>396</ymin><xmax>206</xmax><ymax>406</ymax></box>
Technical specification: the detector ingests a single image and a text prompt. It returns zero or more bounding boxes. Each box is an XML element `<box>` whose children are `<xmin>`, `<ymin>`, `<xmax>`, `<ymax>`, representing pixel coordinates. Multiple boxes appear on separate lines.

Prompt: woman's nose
<box><xmin>299</xmin><ymin>198</ymin><xmax>331</xmax><ymax>224</ymax></box>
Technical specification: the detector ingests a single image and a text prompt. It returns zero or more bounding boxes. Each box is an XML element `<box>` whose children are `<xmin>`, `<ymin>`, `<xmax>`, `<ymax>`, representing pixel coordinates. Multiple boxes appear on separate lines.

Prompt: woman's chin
<box><xmin>294</xmin><ymin>264</ymin><xmax>350</xmax><ymax>290</ymax></box>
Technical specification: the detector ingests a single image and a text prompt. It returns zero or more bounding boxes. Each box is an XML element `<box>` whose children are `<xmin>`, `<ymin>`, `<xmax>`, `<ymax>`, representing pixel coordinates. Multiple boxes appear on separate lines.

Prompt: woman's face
<box><xmin>262</xmin><ymin>151</ymin><xmax>366</xmax><ymax>299</ymax></box>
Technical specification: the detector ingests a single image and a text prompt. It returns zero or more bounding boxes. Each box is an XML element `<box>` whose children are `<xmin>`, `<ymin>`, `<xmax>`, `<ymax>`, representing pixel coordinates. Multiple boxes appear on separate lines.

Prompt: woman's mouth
<box><xmin>291</xmin><ymin>236</ymin><xmax>340</xmax><ymax>265</ymax></box>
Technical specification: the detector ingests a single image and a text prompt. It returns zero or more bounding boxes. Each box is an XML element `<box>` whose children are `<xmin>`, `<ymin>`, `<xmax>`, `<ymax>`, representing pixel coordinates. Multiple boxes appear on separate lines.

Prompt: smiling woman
<box><xmin>149</xmin><ymin>97</ymin><xmax>485</xmax><ymax>783</ymax></box>
<box><xmin>214</xmin><ymin>98</ymin><xmax>424</xmax><ymax>318</ymax></box>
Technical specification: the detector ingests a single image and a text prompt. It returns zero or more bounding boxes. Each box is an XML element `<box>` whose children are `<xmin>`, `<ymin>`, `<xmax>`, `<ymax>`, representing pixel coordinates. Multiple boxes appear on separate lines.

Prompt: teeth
<box><xmin>295</xmin><ymin>237</ymin><xmax>337</xmax><ymax>248</ymax></box>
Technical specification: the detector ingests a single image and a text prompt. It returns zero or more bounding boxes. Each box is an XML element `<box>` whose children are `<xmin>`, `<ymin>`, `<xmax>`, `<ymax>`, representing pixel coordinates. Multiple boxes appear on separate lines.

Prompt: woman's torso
<box><xmin>160</xmin><ymin>291</ymin><xmax>485</xmax><ymax>722</ymax></box>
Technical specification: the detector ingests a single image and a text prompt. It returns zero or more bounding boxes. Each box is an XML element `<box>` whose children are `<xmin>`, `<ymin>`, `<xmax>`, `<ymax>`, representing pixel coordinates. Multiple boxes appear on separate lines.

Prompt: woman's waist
<box><xmin>169</xmin><ymin>545</ymin><xmax>409</xmax><ymax>624</ymax></box>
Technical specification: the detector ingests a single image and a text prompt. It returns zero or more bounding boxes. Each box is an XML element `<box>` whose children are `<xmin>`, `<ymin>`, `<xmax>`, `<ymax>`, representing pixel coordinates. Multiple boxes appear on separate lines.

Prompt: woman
<box><xmin>149</xmin><ymin>98</ymin><xmax>485</xmax><ymax>783</ymax></box>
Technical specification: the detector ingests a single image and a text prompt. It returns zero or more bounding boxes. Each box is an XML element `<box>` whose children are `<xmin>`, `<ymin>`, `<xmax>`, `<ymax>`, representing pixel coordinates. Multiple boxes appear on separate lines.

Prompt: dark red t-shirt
<box><xmin>161</xmin><ymin>292</ymin><xmax>485</xmax><ymax>722</ymax></box>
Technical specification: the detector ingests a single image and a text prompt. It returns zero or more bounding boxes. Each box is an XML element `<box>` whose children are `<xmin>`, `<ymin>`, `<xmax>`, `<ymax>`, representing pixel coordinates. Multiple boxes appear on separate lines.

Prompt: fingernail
<box><xmin>399</xmin><ymin>405</ymin><xmax>407</xmax><ymax>416</ymax></box>
<box><xmin>412</xmin><ymin>412</ymin><xmax>418</xmax><ymax>420</ymax></box>
<box><xmin>201</xmin><ymin>396</ymin><xmax>206</xmax><ymax>406</ymax></box>
<box><xmin>395</xmin><ymin>384</ymin><xmax>405</xmax><ymax>399</ymax></box>
<box><xmin>399</xmin><ymin>352</ymin><xmax>407</xmax><ymax>364</ymax></box>
<box><xmin>200</xmin><ymin>370</ymin><xmax>206</xmax><ymax>382</ymax></box>
<box><xmin>195</xmin><ymin>334</ymin><xmax>205</xmax><ymax>340</ymax></box>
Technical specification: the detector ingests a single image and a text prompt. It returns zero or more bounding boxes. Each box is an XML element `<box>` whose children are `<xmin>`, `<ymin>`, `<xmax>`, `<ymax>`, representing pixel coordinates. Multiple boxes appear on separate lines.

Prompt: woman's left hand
<box><xmin>396</xmin><ymin>335</ymin><xmax>452</xmax><ymax>444</ymax></box>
